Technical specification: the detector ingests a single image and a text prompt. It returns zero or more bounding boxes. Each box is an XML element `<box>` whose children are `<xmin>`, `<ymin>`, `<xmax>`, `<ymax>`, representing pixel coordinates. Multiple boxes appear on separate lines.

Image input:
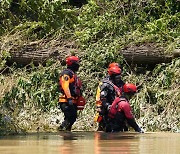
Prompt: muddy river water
<box><xmin>0</xmin><ymin>132</ymin><xmax>179</xmax><ymax>154</ymax></box>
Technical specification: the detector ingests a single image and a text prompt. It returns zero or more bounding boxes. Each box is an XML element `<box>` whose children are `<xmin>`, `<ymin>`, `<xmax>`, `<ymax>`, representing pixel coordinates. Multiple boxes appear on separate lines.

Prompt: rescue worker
<box><xmin>58</xmin><ymin>56</ymin><xmax>85</xmax><ymax>131</ymax></box>
<box><xmin>95</xmin><ymin>65</ymin><xmax>125</xmax><ymax>132</ymax></box>
<box><xmin>108</xmin><ymin>83</ymin><xmax>144</xmax><ymax>133</ymax></box>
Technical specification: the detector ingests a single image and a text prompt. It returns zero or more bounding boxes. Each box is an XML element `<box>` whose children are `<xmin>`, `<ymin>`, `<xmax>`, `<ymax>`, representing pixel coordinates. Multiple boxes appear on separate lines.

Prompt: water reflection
<box><xmin>94</xmin><ymin>132</ymin><xmax>139</xmax><ymax>154</ymax></box>
<box><xmin>58</xmin><ymin>132</ymin><xmax>94</xmax><ymax>154</ymax></box>
<box><xmin>0</xmin><ymin>132</ymin><xmax>180</xmax><ymax>154</ymax></box>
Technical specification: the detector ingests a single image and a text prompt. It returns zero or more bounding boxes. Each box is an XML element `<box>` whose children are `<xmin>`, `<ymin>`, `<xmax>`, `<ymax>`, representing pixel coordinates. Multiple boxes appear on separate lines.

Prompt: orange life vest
<box><xmin>59</xmin><ymin>69</ymin><xmax>86</xmax><ymax>110</ymax></box>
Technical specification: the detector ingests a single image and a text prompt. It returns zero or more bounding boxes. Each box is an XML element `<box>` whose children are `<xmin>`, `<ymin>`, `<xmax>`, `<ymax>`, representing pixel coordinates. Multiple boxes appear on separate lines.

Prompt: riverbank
<box><xmin>0</xmin><ymin>58</ymin><xmax>180</xmax><ymax>135</ymax></box>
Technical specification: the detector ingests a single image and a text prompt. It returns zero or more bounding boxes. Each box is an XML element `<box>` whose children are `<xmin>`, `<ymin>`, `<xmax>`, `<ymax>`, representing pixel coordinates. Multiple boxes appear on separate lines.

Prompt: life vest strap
<box><xmin>59</xmin><ymin>95</ymin><xmax>77</xmax><ymax>103</ymax></box>
<box><xmin>103</xmin><ymin>80</ymin><xmax>122</xmax><ymax>96</ymax></box>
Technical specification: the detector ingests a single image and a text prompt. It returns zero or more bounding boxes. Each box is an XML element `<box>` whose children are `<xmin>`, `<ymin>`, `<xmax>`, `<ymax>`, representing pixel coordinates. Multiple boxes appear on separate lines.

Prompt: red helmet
<box><xmin>108</xmin><ymin>66</ymin><xmax>121</xmax><ymax>76</ymax></box>
<box><xmin>108</xmin><ymin>62</ymin><xmax>120</xmax><ymax>68</ymax></box>
<box><xmin>123</xmin><ymin>83</ymin><xmax>137</xmax><ymax>93</ymax></box>
<box><xmin>66</xmin><ymin>56</ymin><xmax>79</xmax><ymax>66</ymax></box>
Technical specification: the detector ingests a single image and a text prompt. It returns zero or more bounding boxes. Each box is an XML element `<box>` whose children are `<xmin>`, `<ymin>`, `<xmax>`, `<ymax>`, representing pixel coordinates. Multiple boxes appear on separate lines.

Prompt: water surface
<box><xmin>0</xmin><ymin>132</ymin><xmax>179</xmax><ymax>154</ymax></box>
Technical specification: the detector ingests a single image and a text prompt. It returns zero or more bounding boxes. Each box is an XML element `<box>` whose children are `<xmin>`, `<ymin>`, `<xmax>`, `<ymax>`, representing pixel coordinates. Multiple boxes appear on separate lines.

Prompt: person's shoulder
<box><xmin>100</xmin><ymin>81</ymin><xmax>113</xmax><ymax>90</ymax></box>
<box><xmin>61</xmin><ymin>69</ymin><xmax>73</xmax><ymax>77</ymax></box>
<box><xmin>119</xmin><ymin>97</ymin><xmax>129</xmax><ymax>106</ymax></box>
<box><xmin>119</xmin><ymin>96</ymin><xmax>127</xmax><ymax>101</ymax></box>
<box><xmin>102</xmin><ymin>75</ymin><xmax>110</xmax><ymax>81</ymax></box>
<box><xmin>101</xmin><ymin>76</ymin><xmax>110</xmax><ymax>83</ymax></box>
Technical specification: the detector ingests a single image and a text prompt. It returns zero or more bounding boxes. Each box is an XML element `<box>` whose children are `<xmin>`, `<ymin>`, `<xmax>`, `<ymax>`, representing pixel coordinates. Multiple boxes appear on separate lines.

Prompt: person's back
<box><xmin>108</xmin><ymin>83</ymin><xmax>144</xmax><ymax>133</ymax></box>
<box><xmin>59</xmin><ymin>68</ymin><xmax>82</xmax><ymax>98</ymax></box>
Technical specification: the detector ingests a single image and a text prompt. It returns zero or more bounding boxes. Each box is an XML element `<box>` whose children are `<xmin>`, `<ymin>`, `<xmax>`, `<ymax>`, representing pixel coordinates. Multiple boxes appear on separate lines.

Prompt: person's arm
<box><xmin>100</xmin><ymin>83</ymin><xmax>111</xmax><ymax>110</ymax></box>
<box><xmin>121</xmin><ymin>100</ymin><xmax>143</xmax><ymax>132</ymax></box>
<box><xmin>127</xmin><ymin>118</ymin><xmax>142</xmax><ymax>132</ymax></box>
<box><xmin>60</xmin><ymin>74</ymin><xmax>71</xmax><ymax>99</ymax></box>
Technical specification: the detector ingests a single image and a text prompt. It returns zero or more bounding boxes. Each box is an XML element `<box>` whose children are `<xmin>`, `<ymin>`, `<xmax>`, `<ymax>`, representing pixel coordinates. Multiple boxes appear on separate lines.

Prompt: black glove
<box><xmin>127</xmin><ymin>118</ymin><xmax>142</xmax><ymax>132</ymax></box>
<box><xmin>137</xmin><ymin>127</ymin><xmax>144</xmax><ymax>133</ymax></box>
<box><xmin>67</xmin><ymin>98</ymin><xmax>73</xmax><ymax>106</ymax></box>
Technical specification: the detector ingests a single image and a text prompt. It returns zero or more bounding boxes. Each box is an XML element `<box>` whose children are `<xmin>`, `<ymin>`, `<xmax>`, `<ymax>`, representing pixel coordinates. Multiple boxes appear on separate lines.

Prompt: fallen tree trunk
<box><xmin>7</xmin><ymin>43</ymin><xmax>180</xmax><ymax>66</ymax></box>
<box><xmin>7</xmin><ymin>41</ymin><xmax>77</xmax><ymax>65</ymax></box>
<box><xmin>121</xmin><ymin>44</ymin><xmax>179</xmax><ymax>65</ymax></box>
<box><xmin>9</xmin><ymin>48</ymin><xmax>58</xmax><ymax>65</ymax></box>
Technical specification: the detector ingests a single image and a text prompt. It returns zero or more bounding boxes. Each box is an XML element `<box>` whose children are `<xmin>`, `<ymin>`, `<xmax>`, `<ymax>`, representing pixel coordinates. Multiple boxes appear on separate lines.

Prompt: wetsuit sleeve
<box><xmin>120</xmin><ymin>100</ymin><xmax>141</xmax><ymax>132</ymax></box>
<box><xmin>100</xmin><ymin>83</ymin><xmax>111</xmax><ymax>109</ymax></box>
<box><xmin>127</xmin><ymin>118</ymin><xmax>141</xmax><ymax>132</ymax></box>
<box><xmin>60</xmin><ymin>74</ymin><xmax>71</xmax><ymax>98</ymax></box>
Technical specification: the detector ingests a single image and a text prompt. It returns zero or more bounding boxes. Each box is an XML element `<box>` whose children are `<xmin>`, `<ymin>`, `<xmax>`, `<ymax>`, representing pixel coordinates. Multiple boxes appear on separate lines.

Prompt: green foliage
<box><xmin>11</xmin><ymin>21</ymin><xmax>46</xmax><ymax>39</ymax></box>
<box><xmin>0</xmin><ymin>0</ymin><xmax>14</xmax><ymax>34</ymax></box>
<box><xmin>75</xmin><ymin>0</ymin><xmax>179</xmax><ymax>51</ymax></box>
<box><xmin>129</xmin><ymin>59</ymin><xmax>180</xmax><ymax>131</ymax></box>
<box><xmin>1</xmin><ymin>62</ymin><xmax>61</xmax><ymax>113</ymax></box>
<box><xmin>0</xmin><ymin>50</ymin><xmax>11</xmax><ymax>70</ymax></box>
<box><xmin>0</xmin><ymin>0</ymin><xmax>78</xmax><ymax>36</ymax></box>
